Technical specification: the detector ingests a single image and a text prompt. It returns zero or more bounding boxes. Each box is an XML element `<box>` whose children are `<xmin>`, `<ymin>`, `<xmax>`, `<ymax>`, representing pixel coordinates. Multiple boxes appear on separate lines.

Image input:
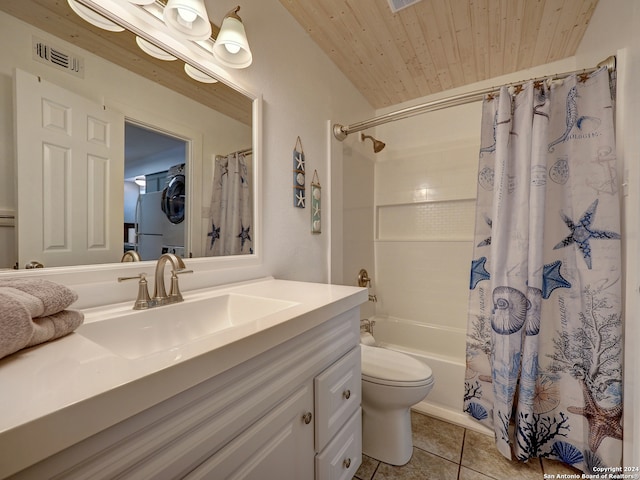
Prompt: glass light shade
<box><xmin>184</xmin><ymin>64</ymin><xmax>218</xmax><ymax>83</ymax></box>
<box><xmin>67</xmin><ymin>0</ymin><xmax>125</xmax><ymax>32</ymax></box>
<box><xmin>212</xmin><ymin>15</ymin><xmax>252</xmax><ymax>68</ymax></box>
<box><xmin>163</xmin><ymin>0</ymin><xmax>212</xmax><ymax>41</ymax></box>
<box><xmin>136</xmin><ymin>37</ymin><xmax>177</xmax><ymax>61</ymax></box>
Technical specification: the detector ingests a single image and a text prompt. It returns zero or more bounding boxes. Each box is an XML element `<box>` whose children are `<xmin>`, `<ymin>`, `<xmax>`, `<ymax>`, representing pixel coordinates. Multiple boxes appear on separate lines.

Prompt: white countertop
<box><xmin>0</xmin><ymin>277</ymin><xmax>367</xmax><ymax>478</ymax></box>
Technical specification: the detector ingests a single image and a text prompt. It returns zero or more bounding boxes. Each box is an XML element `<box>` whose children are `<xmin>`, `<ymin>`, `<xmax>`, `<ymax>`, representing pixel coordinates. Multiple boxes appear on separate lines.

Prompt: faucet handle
<box><xmin>357</xmin><ymin>269</ymin><xmax>372</xmax><ymax>288</ymax></box>
<box><xmin>167</xmin><ymin>269</ymin><xmax>193</xmax><ymax>303</ymax></box>
<box><xmin>118</xmin><ymin>273</ymin><xmax>152</xmax><ymax>310</ymax></box>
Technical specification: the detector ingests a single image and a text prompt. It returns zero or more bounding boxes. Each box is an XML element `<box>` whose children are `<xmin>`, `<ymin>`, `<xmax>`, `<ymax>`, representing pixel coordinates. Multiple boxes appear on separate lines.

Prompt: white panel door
<box><xmin>14</xmin><ymin>69</ymin><xmax>124</xmax><ymax>268</ymax></box>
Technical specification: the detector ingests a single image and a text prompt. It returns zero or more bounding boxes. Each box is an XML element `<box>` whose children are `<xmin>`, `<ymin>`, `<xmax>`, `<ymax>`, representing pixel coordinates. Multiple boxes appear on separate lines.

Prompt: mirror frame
<box><xmin>0</xmin><ymin>0</ymin><xmax>262</xmax><ymax>283</ymax></box>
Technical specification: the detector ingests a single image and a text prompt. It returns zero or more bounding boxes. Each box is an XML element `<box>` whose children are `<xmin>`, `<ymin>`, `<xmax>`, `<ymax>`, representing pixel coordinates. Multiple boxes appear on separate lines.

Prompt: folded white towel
<box><xmin>0</xmin><ymin>279</ymin><xmax>78</xmax><ymax>316</ymax></box>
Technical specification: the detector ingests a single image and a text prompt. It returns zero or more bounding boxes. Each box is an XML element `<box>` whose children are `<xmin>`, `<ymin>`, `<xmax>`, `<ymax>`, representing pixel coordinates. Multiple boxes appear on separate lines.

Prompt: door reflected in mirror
<box><xmin>0</xmin><ymin>1</ymin><xmax>255</xmax><ymax>270</ymax></box>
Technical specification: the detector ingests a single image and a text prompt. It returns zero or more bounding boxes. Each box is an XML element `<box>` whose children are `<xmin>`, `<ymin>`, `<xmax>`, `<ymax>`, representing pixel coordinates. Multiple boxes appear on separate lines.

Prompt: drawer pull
<box><xmin>302</xmin><ymin>412</ymin><xmax>313</xmax><ymax>424</ymax></box>
<box><xmin>343</xmin><ymin>389</ymin><xmax>351</xmax><ymax>400</ymax></box>
<box><xmin>343</xmin><ymin>458</ymin><xmax>351</xmax><ymax>469</ymax></box>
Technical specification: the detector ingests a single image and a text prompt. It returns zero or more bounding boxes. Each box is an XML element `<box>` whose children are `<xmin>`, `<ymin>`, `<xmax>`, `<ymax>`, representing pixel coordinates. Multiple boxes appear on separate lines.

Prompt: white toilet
<box><xmin>360</xmin><ymin>342</ymin><xmax>435</xmax><ymax>466</ymax></box>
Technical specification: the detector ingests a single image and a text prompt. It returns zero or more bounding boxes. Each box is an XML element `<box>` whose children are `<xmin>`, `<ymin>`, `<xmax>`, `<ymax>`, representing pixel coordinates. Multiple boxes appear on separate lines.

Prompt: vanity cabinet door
<box><xmin>184</xmin><ymin>383</ymin><xmax>314</xmax><ymax>480</ymax></box>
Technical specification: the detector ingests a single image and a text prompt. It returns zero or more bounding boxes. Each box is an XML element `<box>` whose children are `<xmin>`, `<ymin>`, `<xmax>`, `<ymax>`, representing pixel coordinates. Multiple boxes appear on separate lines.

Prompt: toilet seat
<box><xmin>361</xmin><ymin>344</ymin><xmax>434</xmax><ymax>388</ymax></box>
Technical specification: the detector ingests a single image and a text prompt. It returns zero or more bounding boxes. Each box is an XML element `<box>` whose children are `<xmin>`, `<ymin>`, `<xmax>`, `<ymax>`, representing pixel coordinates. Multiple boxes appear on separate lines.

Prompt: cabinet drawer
<box><xmin>315</xmin><ymin>346</ymin><xmax>361</xmax><ymax>450</ymax></box>
<box><xmin>315</xmin><ymin>408</ymin><xmax>362</xmax><ymax>480</ymax></box>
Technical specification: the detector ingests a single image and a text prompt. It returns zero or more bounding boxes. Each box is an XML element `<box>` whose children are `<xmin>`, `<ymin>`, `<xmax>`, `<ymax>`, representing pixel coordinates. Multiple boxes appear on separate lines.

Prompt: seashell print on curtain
<box><xmin>465</xmin><ymin>67</ymin><xmax>623</xmax><ymax>473</ymax></box>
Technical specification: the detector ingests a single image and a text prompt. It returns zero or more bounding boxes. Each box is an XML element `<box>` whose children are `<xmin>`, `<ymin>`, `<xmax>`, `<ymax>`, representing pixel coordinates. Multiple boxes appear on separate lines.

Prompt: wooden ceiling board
<box><xmin>279</xmin><ymin>0</ymin><xmax>599</xmax><ymax>108</ymax></box>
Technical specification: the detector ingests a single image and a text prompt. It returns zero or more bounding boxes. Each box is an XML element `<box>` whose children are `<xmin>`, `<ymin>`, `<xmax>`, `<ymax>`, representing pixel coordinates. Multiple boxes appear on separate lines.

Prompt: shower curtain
<box><xmin>465</xmin><ymin>67</ymin><xmax>622</xmax><ymax>472</ymax></box>
<box><xmin>206</xmin><ymin>153</ymin><xmax>253</xmax><ymax>256</ymax></box>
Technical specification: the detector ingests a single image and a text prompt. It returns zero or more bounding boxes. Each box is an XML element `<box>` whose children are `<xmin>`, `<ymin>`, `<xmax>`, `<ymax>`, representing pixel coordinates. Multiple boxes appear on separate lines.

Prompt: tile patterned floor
<box><xmin>354</xmin><ymin>411</ymin><xmax>582</xmax><ymax>480</ymax></box>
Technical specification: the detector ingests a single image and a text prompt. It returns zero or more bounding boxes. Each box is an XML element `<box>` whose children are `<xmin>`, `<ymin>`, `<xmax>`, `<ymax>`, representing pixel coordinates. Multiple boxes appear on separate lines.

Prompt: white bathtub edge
<box><xmin>411</xmin><ymin>401</ymin><xmax>493</xmax><ymax>436</ymax></box>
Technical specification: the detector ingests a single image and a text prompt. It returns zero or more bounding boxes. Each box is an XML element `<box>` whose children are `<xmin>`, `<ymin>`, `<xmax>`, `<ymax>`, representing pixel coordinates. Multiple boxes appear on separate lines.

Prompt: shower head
<box><xmin>361</xmin><ymin>133</ymin><xmax>386</xmax><ymax>153</ymax></box>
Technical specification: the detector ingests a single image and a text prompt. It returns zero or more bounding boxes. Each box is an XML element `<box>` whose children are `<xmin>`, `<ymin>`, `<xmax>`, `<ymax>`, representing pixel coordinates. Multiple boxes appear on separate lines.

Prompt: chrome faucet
<box><xmin>153</xmin><ymin>253</ymin><xmax>193</xmax><ymax>305</ymax></box>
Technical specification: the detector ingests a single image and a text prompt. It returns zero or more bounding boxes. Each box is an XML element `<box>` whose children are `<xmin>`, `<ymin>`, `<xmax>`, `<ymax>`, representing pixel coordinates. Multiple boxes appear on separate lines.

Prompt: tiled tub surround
<box><xmin>371</xmin><ymin>138</ymin><xmax>481</xmax><ymax>430</ymax></box>
<box><xmin>0</xmin><ymin>277</ymin><xmax>367</xmax><ymax>478</ymax></box>
<box><xmin>355</xmin><ymin>412</ymin><xmax>582</xmax><ymax>480</ymax></box>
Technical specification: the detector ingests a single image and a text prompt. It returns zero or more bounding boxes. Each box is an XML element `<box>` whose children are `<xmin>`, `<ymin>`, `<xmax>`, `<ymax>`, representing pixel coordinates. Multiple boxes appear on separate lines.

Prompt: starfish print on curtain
<box><xmin>553</xmin><ymin>199</ymin><xmax>621</xmax><ymax>269</ymax></box>
<box><xmin>208</xmin><ymin>222</ymin><xmax>220</xmax><ymax>249</ymax></box>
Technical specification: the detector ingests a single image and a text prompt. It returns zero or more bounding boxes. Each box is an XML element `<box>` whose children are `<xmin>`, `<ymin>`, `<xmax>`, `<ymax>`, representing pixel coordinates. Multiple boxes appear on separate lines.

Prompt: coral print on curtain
<box><xmin>465</xmin><ymin>67</ymin><xmax>622</xmax><ymax>473</ymax></box>
<box><xmin>206</xmin><ymin>152</ymin><xmax>253</xmax><ymax>256</ymax></box>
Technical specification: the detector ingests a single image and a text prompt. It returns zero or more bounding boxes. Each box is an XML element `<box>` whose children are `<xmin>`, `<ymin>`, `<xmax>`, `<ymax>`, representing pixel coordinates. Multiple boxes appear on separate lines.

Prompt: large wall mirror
<box><xmin>0</xmin><ymin>0</ymin><xmax>258</xmax><ymax>272</ymax></box>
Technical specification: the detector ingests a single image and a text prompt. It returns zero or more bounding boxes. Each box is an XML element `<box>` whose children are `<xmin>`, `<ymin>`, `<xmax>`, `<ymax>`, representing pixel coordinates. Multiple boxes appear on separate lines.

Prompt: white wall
<box><xmin>215</xmin><ymin>0</ymin><xmax>374</xmax><ymax>284</ymax></box>
<box><xmin>343</xmin><ymin>0</ymin><xmax>638</xmax><ymax>466</ymax></box>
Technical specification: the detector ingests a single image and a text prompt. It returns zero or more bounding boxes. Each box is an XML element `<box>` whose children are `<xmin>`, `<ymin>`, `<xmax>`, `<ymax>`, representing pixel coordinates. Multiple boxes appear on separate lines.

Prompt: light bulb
<box><xmin>224</xmin><ymin>43</ymin><xmax>241</xmax><ymax>54</ymax></box>
<box><xmin>177</xmin><ymin>7</ymin><xmax>197</xmax><ymax>23</ymax></box>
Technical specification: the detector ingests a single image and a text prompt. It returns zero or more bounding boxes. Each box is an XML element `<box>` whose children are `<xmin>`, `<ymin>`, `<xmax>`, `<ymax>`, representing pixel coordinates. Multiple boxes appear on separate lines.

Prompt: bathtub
<box><xmin>369</xmin><ymin>315</ymin><xmax>492</xmax><ymax>435</ymax></box>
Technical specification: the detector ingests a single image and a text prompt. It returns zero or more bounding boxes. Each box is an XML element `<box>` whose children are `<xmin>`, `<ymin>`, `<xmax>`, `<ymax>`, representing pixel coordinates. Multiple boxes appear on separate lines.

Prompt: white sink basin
<box><xmin>77</xmin><ymin>293</ymin><xmax>298</xmax><ymax>359</ymax></box>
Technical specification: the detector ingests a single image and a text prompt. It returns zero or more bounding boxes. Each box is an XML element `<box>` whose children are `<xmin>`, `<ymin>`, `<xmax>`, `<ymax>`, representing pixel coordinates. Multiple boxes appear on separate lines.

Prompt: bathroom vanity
<box><xmin>0</xmin><ymin>278</ymin><xmax>366</xmax><ymax>479</ymax></box>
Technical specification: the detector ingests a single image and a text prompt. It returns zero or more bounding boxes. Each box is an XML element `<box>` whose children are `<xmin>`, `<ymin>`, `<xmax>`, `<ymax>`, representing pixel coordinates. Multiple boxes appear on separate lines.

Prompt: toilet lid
<box><xmin>361</xmin><ymin>344</ymin><xmax>433</xmax><ymax>387</ymax></box>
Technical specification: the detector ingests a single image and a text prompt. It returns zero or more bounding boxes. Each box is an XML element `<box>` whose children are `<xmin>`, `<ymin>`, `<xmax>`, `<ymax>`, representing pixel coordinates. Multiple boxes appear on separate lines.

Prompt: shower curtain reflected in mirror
<box><xmin>206</xmin><ymin>153</ymin><xmax>253</xmax><ymax>256</ymax></box>
<box><xmin>465</xmin><ymin>67</ymin><xmax>622</xmax><ymax>473</ymax></box>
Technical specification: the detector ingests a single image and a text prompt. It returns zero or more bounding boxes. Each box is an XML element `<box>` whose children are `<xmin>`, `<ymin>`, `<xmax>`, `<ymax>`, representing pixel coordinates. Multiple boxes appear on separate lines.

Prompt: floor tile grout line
<box><xmin>456</xmin><ymin>429</ymin><xmax>464</xmax><ymax>480</ymax></box>
<box><xmin>370</xmin><ymin>459</ymin><xmax>380</xmax><ymax>480</ymax></box>
<box><xmin>412</xmin><ymin>444</ymin><xmax>465</xmax><ymax>466</ymax></box>
<box><xmin>460</xmin><ymin>427</ymin><xmax>467</xmax><ymax>465</ymax></box>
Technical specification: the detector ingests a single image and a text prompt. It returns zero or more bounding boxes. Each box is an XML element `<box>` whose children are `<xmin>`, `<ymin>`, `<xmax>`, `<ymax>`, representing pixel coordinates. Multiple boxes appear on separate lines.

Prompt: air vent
<box><xmin>32</xmin><ymin>37</ymin><xmax>84</xmax><ymax>78</ymax></box>
<box><xmin>387</xmin><ymin>0</ymin><xmax>423</xmax><ymax>13</ymax></box>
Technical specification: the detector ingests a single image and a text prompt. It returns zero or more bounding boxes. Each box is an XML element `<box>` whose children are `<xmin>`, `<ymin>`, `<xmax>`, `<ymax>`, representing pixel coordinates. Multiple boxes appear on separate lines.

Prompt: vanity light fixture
<box><xmin>67</xmin><ymin>0</ymin><xmax>124</xmax><ymax>32</ymax></box>
<box><xmin>69</xmin><ymin>0</ymin><xmax>252</xmax><ymax>72</ymax></box>
<box><xmin>163</xmin><ymin>0</ymin><xmax>212</xmax><ymax>41</ymax></box>
<box><xmin>211</xmin><ymin>6</ymin><xmax>252</xmax><ymax>68</ymax></box>
<box><xmin>135</xmin><ymin>36</ymin><xmax>177</xmax><ymax>61</ymax></box>
<box><xmin>184</xmin><ymin>63</ymin><xmax>218</xmax><ymax>83</ymax></box>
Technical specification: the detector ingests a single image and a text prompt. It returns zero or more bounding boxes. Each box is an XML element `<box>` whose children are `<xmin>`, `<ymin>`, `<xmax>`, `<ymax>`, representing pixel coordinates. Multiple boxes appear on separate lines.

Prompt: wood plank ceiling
<box><xmin>279</xmin><ymin>0</ymin><xmax>599</xmax><ymax>108</ymax></box>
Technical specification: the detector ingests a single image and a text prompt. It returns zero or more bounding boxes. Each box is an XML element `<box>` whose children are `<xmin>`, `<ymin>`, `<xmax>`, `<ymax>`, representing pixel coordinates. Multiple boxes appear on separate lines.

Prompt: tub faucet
<box><xmin>153</xmin><ymin>253</ymin><xmax>193</xmax><ymax>305</ymax></box>
<box><xmin>361</xmin><ymin>318</ymin><xmax>376</xmax><ymax>334</ymax></box>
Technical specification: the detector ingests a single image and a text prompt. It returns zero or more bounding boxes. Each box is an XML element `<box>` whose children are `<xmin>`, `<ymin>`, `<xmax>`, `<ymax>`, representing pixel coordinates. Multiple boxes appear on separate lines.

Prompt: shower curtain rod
<box><xmin>333</xmin><ymin>55</ymin><xmax>616</xmax><ymax>141</ymax></box>
<box><xmin>219</xmin><ymin>147</ymin><xmax>253</xmax><ymax>158</ymax></box>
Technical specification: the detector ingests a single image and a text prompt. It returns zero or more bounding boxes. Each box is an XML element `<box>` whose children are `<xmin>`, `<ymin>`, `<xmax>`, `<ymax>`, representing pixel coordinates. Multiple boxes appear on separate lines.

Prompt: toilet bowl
<box><xmin>360</xmin><ymin>342</ymin><xmax>434</xmax><ymax>466</ymax></box>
